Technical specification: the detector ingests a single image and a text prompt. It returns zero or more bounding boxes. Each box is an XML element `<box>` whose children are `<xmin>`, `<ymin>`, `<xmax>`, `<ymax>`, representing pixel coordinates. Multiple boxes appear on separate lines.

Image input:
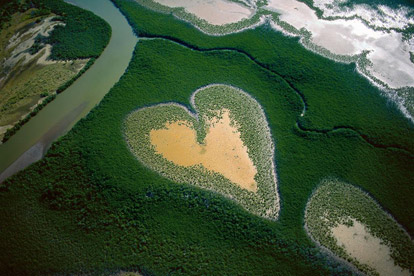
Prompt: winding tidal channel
<box><xmin>0</xmin><ymin>0</ymin><xmax>138</xmax><ymax>182</ymax></box>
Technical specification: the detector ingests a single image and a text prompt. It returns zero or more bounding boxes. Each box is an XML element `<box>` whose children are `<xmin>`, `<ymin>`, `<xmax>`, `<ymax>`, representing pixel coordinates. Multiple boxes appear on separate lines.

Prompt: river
<box><xmin>0</xmin><ymin>0</ymin><xmax>138</xmax><ymax>182</ymax></box>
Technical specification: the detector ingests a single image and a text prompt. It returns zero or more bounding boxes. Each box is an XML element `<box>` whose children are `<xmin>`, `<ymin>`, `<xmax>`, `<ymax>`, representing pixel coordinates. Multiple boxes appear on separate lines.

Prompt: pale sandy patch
<box><xmin>35</xmin><ymin>44</ymin><xmax>89</xmax><ymax>66</ymax></box>
<box><xmin>36</xmin><ymin>44</ymin><xmax>59</xmax><ymax>65</ymax></box>
<box><xmin>4</xmin><ymin>16</ymin><xmax>64</xmax><ymax>69</ymax></box>
<box><xmin>332</xmin><ymin>219</ymin><xmax>410</xmax><ymax>276</ymax></box>
<box><xmin>153</xmin><ymin>0</ymin><xmax>253</xmax><ymax>25</ymax></box>
<box><xmin>265</xmin><ymin>0</ymin><xmax>414</xmax><ymax>89</ymax></box>
<box><xmin>150</xmin><ymin>109</ymin><xmax>257</xmax><ymax>192</ymax></box>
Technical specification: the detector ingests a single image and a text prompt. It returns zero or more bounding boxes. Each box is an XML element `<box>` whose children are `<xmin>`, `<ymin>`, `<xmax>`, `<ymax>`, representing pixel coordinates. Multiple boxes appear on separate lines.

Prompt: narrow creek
<box><xmin>0</xmin><ymin>0</ymin><xmax>138</xmax><ymax>182</ymax></box>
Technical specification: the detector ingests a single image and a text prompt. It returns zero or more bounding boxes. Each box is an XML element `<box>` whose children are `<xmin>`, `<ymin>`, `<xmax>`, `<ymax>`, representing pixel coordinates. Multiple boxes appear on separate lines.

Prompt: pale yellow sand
<box><xmin>150</xmin><ymin>109</ymin><xmax>257</xmax><ymax>192</ymax></box>
<box><xmin>332</xmin><ymin>219</ymin><xmax>410</xmax><ymax>276</ymax></box>
<box><xmin>153</xmin><ymin>0</ymin><xmax>253</xmax><ymax>25</ymax></box>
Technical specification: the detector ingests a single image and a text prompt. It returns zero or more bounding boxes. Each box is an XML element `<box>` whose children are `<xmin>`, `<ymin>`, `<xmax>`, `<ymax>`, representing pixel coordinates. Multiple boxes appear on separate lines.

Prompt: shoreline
<box><xmin>0</xmin><ymin>101</ymin><xmax>88</xmax><ymax>183</ymax></box>
<box><xmin>131</xmin><ymin>0</ymin><xmax>414</xmax><ymax>122</ymax></box>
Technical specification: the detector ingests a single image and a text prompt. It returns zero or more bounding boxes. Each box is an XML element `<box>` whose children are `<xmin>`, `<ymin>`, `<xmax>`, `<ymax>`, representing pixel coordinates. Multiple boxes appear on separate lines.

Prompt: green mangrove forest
<box><xmin>0</xmin><ymin>0</ymin><xmax>413</xmax><ymax>275</ymax></box>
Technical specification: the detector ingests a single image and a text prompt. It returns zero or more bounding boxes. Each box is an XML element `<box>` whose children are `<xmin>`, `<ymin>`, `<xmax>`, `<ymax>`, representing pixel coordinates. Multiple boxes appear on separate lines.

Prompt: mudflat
<box><xmin>150</xmin><ymin>109</ymin><xmax>257</xmax><ymax>192</ymax></box>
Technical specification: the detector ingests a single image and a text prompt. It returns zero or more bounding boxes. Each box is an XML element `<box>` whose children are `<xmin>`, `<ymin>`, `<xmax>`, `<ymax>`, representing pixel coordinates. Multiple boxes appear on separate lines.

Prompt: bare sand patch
<box><xmin>3</xmin><ymin>16</ymin><xmax>64</xmax><ymax>69</ymax></box>
<box><xmin>36</xmin><ymin>44</ymin><xmax>61</xmax><ymax>65</ymax></box>
<box><xmin>150</xmin><ymin>109</ymin><xmax>257</xmax><ymax>192</ymax></box>
<box><xmin>332</xmin><ymin>219</ymin><xmax>410</xmax><ymax>276</ymax></box>
<box><xmin>153</xmin><ymin>0</ymin><xmax>253</xmax><ymax>25</ymax></box>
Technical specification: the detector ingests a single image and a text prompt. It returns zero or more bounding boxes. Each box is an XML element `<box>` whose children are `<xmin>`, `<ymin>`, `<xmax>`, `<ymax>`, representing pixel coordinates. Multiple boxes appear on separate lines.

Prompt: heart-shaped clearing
<box><xmin>124</xmin><ymin>84</ymin><xmax>279</xmax><ymax>219</ymax></box>
<box><xmin>150</xmin><ymin>109</ymin><xmax>257</xmax><ymax>192</ymax></box>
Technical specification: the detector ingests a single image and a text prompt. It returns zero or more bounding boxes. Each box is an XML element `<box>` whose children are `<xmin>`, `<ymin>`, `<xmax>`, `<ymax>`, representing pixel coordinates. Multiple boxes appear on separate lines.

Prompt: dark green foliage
<box><xmin>0</xmin><ymin>0</ymin><xmax>28</xmax><ymax>30</ymax></box>
<box><xmin>402</xmin><ymin>24</ymin><xmax>414</xmax><ymax>41</ymax></box>
<box><xmin>1</xmin><ymin>37</ymin><xmax>364</xmax><ymax>276</ymax></box>
<box><xmin>0</xmin><ymin>1</ymin><xmax>413</xmax><ymax>275</ymax></box>
<box><xmin>30</xmin><ymin>0</ymin><xmax>111</xmax><ymax>60</ymax></box>
<box><xmin>27</xmin><ymin>34</ymin><xmax>47</xmax><ymax>55</ymax></box>
<box><xmin>0</xmin><ymin>0</ymin><xmax>110</xmax><ymax>59</ymax></box>
<box><xmin>1</xmin><ymin>36</ymin><xmax>413</xmax><ymax>275</ymax></box>
<box><xmin>27</xmin><ymin>40</ymin><xmax>43</xmax><ymax>54</ymax></box>
<box><xmin>112</xmin><ymin>0</ymin><xmax>414</xmax><ymax>154</ymax></box>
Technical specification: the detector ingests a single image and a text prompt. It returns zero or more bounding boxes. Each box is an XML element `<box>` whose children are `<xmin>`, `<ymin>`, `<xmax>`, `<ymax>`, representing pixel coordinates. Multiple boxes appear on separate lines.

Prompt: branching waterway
<box><xmin>0</xmin><ymin>0</ymin><xmax>138</xmax><ymax>182</ymax></box>
<box><xmin>137</xmin><ymin>36</ymin><xmax>414</xmax><ymax>157</ymax></box>
<box><xmin>1</xmin><ymin>0</ymin><xmax>412</xmax><ymax>183</ymax></box>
